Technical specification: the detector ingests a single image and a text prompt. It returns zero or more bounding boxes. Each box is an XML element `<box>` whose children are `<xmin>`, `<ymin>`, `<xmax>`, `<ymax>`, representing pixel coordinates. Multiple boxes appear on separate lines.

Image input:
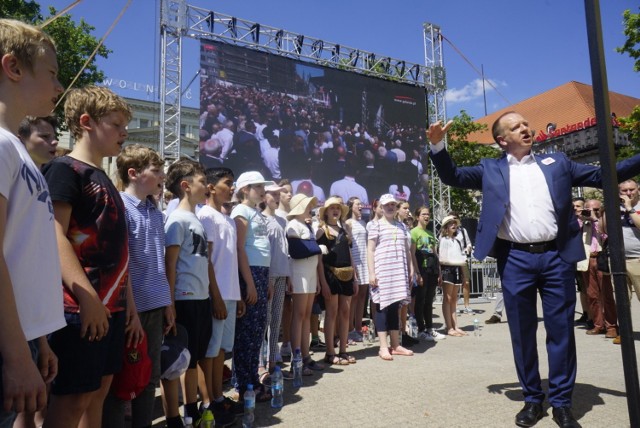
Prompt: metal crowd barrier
<box><xmin>470</xmin><ymin>257</ymin><xmax>501</xmax><ymax>302</ymax></box>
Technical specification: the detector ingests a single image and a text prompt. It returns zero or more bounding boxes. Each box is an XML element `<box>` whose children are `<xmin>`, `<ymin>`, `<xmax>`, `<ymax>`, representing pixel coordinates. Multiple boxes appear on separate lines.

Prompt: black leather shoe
<box><xmin>515</xmin><ymin>402</ymin><xmax>543</xmax><ymax>427</ymax></box>
<box><xmin>552</xmin><ymin>406</ymin><xmax>581</xmax><ymax>428</ymax></box>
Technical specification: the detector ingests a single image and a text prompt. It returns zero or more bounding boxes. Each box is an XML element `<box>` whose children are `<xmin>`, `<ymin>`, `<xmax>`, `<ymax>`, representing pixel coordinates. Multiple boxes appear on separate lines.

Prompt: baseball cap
<box><xmin>160</xmin><ymin>324</ymin><xmax>191</xmax><ymax>381</ymax></box>
<box><xmin>234</xmin><ymin>171</ymin><xmax>275</xmax><ymax>192</ymax></box>
<box><xmin>379</xmin><ymin>194</ymin><xmax>397</xmax><ymax>206</ymax></box>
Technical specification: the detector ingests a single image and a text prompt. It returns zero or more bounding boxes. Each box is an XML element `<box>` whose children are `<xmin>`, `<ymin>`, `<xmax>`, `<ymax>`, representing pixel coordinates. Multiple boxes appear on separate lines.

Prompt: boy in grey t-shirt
<box><xmin>163</xmin><ymin>159</ymin><xmax>214</xmax><ymax>426</ymax></box>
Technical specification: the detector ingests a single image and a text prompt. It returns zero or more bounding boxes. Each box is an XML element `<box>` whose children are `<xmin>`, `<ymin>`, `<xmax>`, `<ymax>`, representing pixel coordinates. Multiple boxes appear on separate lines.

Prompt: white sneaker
<box><xmin>426</xmin><ymin>329</ymin><xmax>446</xmax><ymax>341</ymax></box>
<box><xmin>462</xmin><ymin>307</ymin><xmax>474</xmax><ymax>314</ymax></box>
<box><xmin>280</xmin><ymin>342</ymin><xmax>292</xmax><ymax>357</ymax></box>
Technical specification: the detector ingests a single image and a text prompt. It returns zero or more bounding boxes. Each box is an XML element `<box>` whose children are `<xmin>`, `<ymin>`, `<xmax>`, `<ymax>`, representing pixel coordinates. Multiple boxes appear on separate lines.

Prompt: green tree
<box><xmin>617</xmin><ymin>8</ymin><xmax>640</xmax><ymax>72</ymax></box>
<box><xmin>617</xmin><ymin>8</ymin><xmax>640</xmax><ymax>151</ymax></box>
<box><xmin>440</xmin><ymin>110</ymin><xmax>500</xmax><ymax>218</ymax></box>
<box><xmin>1</xmin><ymin>0</ymin><xmax>110</xmax><ymax>116</ymax></box>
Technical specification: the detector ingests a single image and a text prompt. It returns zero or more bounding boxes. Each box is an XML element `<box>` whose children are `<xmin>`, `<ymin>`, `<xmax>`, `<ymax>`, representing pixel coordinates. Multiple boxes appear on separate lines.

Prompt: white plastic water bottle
<box><xmin>242</xmin><ymin>384</ymin><xmax>255</xmax><ymax>428</ymax></box>
<box><xmin>271</xmin><ymin>366</ymin><xmax>284</xmax><ymax>408</ymax></box>
<box><xmin>362</xmin><ymin>326</ymin><xmax>370</xmax><ymax>347</ymax></box>
<box><xmin>473</xmin><ymin>318</ymin><xmax>480</xmax><ymax>336</ymax></box>
<box><xmin>184</xmin><ymin>416</ymin><xmax>194</xmax><ymax>428</ymax></box>
<box><xmin>409</xmin><ymin>316</ymin><xmax>418</xmax><ymax>338</ymax></box>
<box><xmin>368</xmin><ymin>322</ymin><xmax>376</xmax><ymax>344</ymax></box>
<box><xmin>292</xmin><ymin>348</ymin><xmax>303</xmax><ymax>388</ymax></box>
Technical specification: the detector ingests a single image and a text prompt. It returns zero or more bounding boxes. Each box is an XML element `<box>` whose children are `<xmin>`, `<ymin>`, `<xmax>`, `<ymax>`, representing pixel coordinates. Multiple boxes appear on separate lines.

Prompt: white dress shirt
<box><xmin>497</xmin><ymin>153</ymin><xmax>557</xmax><ymax>243</ymax></box>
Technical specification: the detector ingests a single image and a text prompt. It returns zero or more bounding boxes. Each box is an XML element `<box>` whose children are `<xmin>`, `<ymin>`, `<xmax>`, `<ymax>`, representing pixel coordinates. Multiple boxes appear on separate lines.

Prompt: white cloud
<box><xmin>445</xmin><ymin>78</ymin><xmax>503</xmax><ymax>104</ymax></box>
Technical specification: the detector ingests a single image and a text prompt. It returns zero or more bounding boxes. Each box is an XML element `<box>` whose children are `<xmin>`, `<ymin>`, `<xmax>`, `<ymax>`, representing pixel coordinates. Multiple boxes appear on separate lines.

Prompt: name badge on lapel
<box><xmin>541</xmin><ymin>158</ymin><xmax>555</xmax><ymax>165</ymax></box>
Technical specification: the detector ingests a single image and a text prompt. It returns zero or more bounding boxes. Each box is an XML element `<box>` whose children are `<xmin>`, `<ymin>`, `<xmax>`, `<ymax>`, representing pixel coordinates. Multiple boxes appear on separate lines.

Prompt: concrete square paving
<box><xmin>149</xmin><ymin>293</ymin><xmax>639</xmax><ymax>427</ymax></box>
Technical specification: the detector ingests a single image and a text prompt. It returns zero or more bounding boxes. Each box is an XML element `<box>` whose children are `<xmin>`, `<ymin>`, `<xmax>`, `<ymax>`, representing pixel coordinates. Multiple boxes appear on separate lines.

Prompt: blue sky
<box><xmin>40</xmin><ymin>0</ymin><xmax>639</xmax><ymax>120</ymax></box>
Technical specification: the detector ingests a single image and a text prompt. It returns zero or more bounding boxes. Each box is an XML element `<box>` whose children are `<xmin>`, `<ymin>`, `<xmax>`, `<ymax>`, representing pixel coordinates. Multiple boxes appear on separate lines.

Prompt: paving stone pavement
<box><xmin>150</xmin><ymin>294</ymin><xmax>640</xmax><ymax>427</ymax></box>
<box><xmin>251</xmin><ymin>296</ymin><xmax>640</xmax><ymax>428</ymax></box>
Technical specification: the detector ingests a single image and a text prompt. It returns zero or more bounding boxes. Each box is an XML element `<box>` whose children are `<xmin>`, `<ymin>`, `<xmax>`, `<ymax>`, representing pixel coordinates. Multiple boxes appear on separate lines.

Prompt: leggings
<box><xmin>374</xmin><ymin>301</ymin><xmax>401</xmax><ymax>332</ymax></box>
<box><xmin>233</xmin><ymin>266</ymin><xmax>269</xmax><ymax>394</ymax></box>
<box><xmin>415</xmin><ymin>272</ymin><xmax>438</xmax><ymax>332</ymax></box>
<box><xmin>262</xmin><ymin>276</ymin><xmax>287</xmax><ymax>365</ymax></box>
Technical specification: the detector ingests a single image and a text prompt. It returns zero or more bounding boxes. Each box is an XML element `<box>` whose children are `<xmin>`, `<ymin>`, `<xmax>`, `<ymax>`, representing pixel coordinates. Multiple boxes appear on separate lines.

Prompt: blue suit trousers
<box><xmin>496</xmin><ymin>243</ymin><xmax>577</xmax><ymax>407</ymax></box>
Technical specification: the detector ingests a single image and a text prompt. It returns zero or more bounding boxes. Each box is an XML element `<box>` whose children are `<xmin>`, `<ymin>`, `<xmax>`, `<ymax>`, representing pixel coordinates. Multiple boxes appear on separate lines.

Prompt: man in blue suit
<box><xmin>428</xmin><ymin>112</ymin><xmax>640</xmax><ymax>428</ymax></box>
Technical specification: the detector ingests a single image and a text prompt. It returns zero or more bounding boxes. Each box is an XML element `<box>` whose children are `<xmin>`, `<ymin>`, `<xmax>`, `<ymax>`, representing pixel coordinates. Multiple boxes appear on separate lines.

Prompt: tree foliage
<box><xmin>440</xmin><ymin>110</ymin><xmax>500</xmax><ymax>218</ymax></box>
<box><xmin>1</xmin><ymin>1</ymin><xmax>110</xmax><ymax>120</ymax></box>
<box><xmin>616</xmin><ymin>8</ymin><xmax>640</xmax><ymax>154</ymax></box>
<box><xmin>617</xmin><ymin>8</ymin><xmax>640</xmax><ymax>72</ymax></box>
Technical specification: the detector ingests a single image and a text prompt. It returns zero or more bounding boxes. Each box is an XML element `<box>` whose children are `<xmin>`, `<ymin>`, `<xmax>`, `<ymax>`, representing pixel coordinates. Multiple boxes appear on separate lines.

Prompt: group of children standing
<box><xmin>0</xmin><ymin>18</ymin><xmax>475</xmax><ymax>428</ymax></box>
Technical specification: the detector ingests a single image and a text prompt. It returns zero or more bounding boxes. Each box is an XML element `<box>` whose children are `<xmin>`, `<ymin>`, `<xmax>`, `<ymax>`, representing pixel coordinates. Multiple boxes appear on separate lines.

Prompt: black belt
<box><xmin>501</xmin><ymin>239</ymin><xmax>557</xmax><ymax>254</ymax></box>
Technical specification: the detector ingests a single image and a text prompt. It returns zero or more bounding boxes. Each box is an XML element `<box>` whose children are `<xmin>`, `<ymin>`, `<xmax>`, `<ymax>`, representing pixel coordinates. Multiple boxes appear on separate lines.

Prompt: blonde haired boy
<box><xmin>42</xmin><ymin>86</ymin><xmax>143</xmax><ymax>428</ymax></box>
<box><xmin>0</xmin><ymin>19</ymin><xmax>65</xmax><ymax>427</ymax></box>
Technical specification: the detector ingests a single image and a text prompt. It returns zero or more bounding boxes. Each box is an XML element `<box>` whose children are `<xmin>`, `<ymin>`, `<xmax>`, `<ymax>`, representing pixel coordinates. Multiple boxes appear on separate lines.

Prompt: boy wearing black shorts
<box><xmin>163</xmin><ymin>159</ymin><xmax>215</xmax><ymax>427</ymax></box>
<box><xmin>42</xmin><ymin>86</ymin><xmax>144</xmax><ymax>428</ymax></box>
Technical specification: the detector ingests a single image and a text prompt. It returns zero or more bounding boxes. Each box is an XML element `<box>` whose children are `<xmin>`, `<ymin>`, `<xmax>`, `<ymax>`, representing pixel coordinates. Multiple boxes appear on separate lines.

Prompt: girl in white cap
<box><xmin>367</xmin><ymin>194</ymin><xmax>415</xmax><ymax>360</ymax></box>
<box><xmin>231</xmin><ymin>171</ymin><xmax>274</xmax><ymax>402</ymax></box>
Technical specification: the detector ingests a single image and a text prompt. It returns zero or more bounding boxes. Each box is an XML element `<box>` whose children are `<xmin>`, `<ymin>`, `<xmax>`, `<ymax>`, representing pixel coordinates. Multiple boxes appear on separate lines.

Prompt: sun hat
<box><xmin>265</xmin><ymin>183</ymin><xmax>285</xmax><ymax>193</ymax></box>
<box><xmin>286</xmin><ymin>193</ymin><xmax>318</xmax><ymax>220</ymax></box>
<box><xmin>234</xmin><ymin>171</ymin><xmax>275</xmax><ymax>192</ymax></box>
<box><xmin>379</xmin><ymin>193</ymin><xmax>398</xmax><ymax>206</ymax></box>
<box><xmin>160</xmin><ymin>324</ymin><xmax>191</xmax><ymax>381</ymax></box>
<box><xmin>318</xmin><ymin>196</ymin><xmax>349</xmax><ymax>221</ymax></box>
<box><xmin>441</xmin><ymin>215</ymin><xmax>461</xmax><ymax>228</ymax></box>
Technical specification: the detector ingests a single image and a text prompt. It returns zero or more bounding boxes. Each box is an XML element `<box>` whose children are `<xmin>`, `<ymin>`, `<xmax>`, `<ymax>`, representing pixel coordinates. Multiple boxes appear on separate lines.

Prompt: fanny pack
<box><xmin>328</xmin><ymin>266</ymin><xmax>354</xmax><ymax>282</ymax></box>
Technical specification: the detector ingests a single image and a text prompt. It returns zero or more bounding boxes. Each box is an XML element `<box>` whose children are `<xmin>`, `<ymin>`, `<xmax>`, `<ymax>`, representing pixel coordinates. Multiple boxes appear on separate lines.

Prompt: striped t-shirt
<box><xmin>367</xmin><ymin>219</ymin><xmax>409</xmax><ymax>309</ymax></box>
<box><xmin>121</xmin><ymin>192</ymin><xmax>172</xmax><ymax>312</ymax></box>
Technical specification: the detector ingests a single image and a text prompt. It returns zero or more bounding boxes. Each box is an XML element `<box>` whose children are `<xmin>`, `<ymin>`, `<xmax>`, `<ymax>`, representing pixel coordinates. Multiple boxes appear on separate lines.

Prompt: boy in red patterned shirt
<box><xmin>43</xmin><ymin>86</ymin><xmax>143</xmax><ymax>428</ymax></box>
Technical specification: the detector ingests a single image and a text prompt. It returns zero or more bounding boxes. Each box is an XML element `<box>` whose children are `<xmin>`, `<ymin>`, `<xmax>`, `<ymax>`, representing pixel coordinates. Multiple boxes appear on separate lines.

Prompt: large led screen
<box><xmin>199</xmin><ymin>40</ymin><xmax>428</xmax><ymax>208</ymax></box>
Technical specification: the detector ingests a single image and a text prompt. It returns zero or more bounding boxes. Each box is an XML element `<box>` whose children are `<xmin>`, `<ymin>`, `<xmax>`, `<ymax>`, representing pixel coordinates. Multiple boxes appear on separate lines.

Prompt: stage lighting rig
<box><xmin>227</xmin><ymin>17</ymin><xmax>237</xmax><ymax>38</ymax></box>
<box><xmin>250</xmin><ymin>23</ymin><xmax>260</xmax><ymax>43</ymax></box>
<box><xmin>312</xmin><ymin>39</ymin><xmax>323</xmax><ymax>58</ymax></box>
<box><xmin>294</xmin><ymin>34</ymin><xmax>304</xmax><ymax>54</ymax></box>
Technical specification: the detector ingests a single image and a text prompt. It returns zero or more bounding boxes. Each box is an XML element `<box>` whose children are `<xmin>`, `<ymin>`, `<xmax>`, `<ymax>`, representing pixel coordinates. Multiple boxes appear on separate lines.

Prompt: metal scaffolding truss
<box><xmin>159</xmin><ymin>1</ymin><xmax>448</xmax><ymax>196</ymax></box>
<box><xmin>423</xmin><ymin>22</ymin><xmax>450</xmax><ymax>227</ymax></box>
<box><xmin>184</xmin><ymin>6</ymin><xmax>431</xmax><ymax>88</ymax></box>
<box><xmin>159</xmin><ymin>0</ymin><xmax>186</xmax><ymax>164</ymax></box>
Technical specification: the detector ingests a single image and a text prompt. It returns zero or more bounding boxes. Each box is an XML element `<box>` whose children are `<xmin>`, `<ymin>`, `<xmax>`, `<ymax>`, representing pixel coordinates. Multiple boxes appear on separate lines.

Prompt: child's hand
<box><xmin>212</xmin><ymin>297</ymin><xmax>228</xmax><ymax>320</ymax></box>
<box><xmin>125</xmin><ymin>310</ymin><xmax>144</xmax><ymax>347</ymax></box>
<box><xmin>37</xmin><ymin>337</ymin><xmax>58</xmax><ymax>384</ymax></box>
<box><xmin>2</xmin><ymin>354</ymin><xmax>47</xmax><ymax>413</ymax></box>
<box><xmin>77</xmin><ymin>293</ymin><xmax>110</xmax><ymax>341</ymax></box>
<box><xmin>369</xmin><ymin>275</ymin><xmax>378</xmax><ymax>288</ymax></box>
<box><xmin>236</xmin><ymin>300</ymin><xmax>246</xmax><ymax>318</ymax></box>
<box><xmin>245</xmin><ymin>284</ymin><xmax>258</xmax><ymax>305</ymax></box>
<box><xmin>163</xmin><ymin>305</ymin><xmax>176</xmax><ymax>335</ymax></box>
<box><xmin>321</xmin><ymin>281</ymin><xmax>332</xmax><ymax>300</ymax></box>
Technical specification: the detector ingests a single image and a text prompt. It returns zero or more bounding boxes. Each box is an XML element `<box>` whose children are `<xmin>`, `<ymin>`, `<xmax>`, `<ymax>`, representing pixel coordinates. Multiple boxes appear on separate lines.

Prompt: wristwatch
<box><xmin>629</xmin><ymin>208</ymin><xmax>637</xmax><ymax>214</ymax></box>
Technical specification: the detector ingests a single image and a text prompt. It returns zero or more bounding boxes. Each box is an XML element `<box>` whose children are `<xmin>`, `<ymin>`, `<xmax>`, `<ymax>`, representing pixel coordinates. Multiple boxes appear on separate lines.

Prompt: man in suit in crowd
<box><xmin>428</xmin><ymin>111</ymin><xmax>640</xmax><ymax>428</ymax></box>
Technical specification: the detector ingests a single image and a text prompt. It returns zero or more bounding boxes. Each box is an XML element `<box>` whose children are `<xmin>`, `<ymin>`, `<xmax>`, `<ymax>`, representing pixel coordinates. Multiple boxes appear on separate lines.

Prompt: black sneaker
<box><xmin>210</xmin><ymin>408</ymin><xmax>236</xmax><ymax>428</ymax></box>
<box><xmin>402</xmin><ymin>333</ymin><xmax>418</xmax><ymax>347</ymax></box>
<box><xmin>213</xmin><ymin>396</ymin><xmax>244</xmax><ymax>416</ymax></box>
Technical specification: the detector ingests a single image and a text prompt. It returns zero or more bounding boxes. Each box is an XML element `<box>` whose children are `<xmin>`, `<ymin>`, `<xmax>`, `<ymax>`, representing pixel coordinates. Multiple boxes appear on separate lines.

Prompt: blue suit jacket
<box><xmin>430</xmin><ymin>149</ymin><xmax>640</xmax><ymax>263</ymax></box>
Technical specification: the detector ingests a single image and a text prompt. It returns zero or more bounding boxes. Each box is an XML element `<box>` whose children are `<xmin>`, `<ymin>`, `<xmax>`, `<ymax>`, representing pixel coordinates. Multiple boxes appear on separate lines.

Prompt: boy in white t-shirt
<box><xmin>0</xmin><ymin>19</ymin><xmax>65</xmax><ymax>426</ymax></box>
<box><xmin>197</xmin><ymin>167</ymin><xmax>244</xmax><ymax>421</ymax></box>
